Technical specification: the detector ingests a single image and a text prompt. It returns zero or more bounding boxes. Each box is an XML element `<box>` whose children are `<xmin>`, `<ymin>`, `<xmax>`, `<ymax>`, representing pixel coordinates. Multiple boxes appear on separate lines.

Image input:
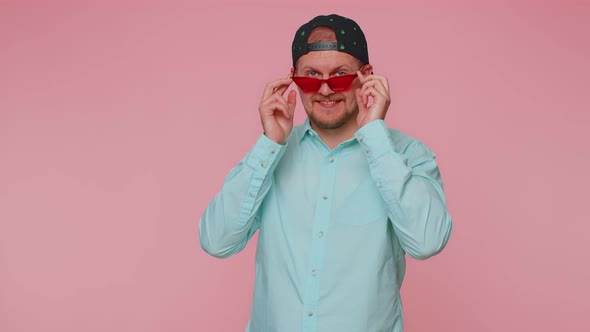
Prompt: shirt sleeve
<box><xmin>354</xmin><ymin>120</ymin><xmax>453</xmax><ymax>260</ymax></box>
<box><xmin>199</xmin><ymin>134</ymin><xmax>286</xmax><ymax>258</ymax></box>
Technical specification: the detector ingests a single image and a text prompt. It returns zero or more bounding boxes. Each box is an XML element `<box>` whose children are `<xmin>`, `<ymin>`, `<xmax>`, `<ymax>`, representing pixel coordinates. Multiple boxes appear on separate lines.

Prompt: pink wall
<box><xmin>1</xmin><ymin>1</ymin><xmax>589</xmax><ymax>331</ymax></box>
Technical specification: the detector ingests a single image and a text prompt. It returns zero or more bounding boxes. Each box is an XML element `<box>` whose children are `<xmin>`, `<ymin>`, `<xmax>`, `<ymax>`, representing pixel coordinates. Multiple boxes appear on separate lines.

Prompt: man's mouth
<box><xmin>315</xmin><ymin>100</ymin><xmax>342</xmax><ymax>108</ymax></box>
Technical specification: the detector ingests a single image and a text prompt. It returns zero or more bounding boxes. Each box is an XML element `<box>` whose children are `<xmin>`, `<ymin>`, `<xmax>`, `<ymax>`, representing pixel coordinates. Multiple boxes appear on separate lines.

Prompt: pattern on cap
<box><xmin>291</xmin><ymin>14</ymin><xmax>369</xmax><ymax>67</ymax></box>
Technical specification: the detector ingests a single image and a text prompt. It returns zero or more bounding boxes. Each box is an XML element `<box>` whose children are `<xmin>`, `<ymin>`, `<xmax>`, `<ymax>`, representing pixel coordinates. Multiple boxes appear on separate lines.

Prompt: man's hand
<box><xmin>259</xmin><ymin>76</ymin><xmax>297</xmax><ymax>145</ymax></box>
<box><xmin>355</xmin><ymin>71</ymin><xmax>391</xmax><ymax>128</ymax></box>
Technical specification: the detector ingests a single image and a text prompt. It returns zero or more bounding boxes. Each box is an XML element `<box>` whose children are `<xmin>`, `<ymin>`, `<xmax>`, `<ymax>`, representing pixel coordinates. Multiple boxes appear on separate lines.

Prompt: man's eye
<box><xmin>335</xmin><ymin>71</ymin><xmax>347</xmax><ymax>76</ymax></box>
<box><xmin>308</xmin><ymin>71</ymin><xmax>318</xmax><ymax>77</ymax></box>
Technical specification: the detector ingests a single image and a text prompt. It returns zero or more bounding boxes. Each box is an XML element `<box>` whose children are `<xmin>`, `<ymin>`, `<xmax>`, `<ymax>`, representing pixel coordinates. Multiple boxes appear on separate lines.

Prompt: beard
<box><xmin>307</xmin><ymin>94</ymin><xmax>358</xmax><ymax>130</ymax></box>
<box><xmin>309</xmin><ymin>109</ymin><xmax>356</xmax><ymax>129</ymax></box>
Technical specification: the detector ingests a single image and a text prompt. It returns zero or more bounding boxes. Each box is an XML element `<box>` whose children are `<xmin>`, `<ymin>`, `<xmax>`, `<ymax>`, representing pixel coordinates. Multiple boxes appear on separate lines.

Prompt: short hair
<box><xmin>307</xmin><ymin>26</ymin><xmax>337</xmax><ymax>43</ymax></box>
<box><xmin>299</xmin><ymin>26</ymin><xmax>365</xmax><ymax>68</ymax></box>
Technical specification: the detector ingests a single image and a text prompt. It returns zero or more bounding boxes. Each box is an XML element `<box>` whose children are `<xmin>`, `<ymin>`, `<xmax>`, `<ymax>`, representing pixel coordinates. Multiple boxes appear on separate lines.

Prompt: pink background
<box><xmin>1</xmin><ymin>1</ymin><xmax>589</xmax><ymax>331</ymax></box>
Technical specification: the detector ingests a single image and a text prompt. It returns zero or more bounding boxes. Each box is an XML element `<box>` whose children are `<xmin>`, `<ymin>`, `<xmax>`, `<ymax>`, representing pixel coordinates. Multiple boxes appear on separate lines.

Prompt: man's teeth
<box><xmin>319</xmin><ymin>101</ymin><xmax>337</xmax><ymax>104</ymax></box>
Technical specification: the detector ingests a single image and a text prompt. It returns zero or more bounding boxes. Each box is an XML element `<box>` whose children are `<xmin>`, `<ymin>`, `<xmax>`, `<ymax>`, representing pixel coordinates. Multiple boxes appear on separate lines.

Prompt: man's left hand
<box><xmin>355</xmin><ymin>71</ymin><xmax>391</xmax><ymax>128</ymax></box>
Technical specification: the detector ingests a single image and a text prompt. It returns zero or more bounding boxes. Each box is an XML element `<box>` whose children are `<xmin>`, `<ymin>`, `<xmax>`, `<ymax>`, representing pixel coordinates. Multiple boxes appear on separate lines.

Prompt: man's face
<box><xmin>293</xmin><ymin>51</ymin><xmax>371</xmax><ymax>131</ymax></box>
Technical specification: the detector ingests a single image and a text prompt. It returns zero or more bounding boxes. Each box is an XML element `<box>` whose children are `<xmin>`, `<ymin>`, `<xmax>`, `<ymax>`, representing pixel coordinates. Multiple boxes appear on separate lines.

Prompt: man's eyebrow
<box><xmin>299</xmin><ymin>66</ymin><xmax>316</xmax><ymax>71</ymax></box>
<box><xmin>299</xmin><ymin>65</ymin><xmax>353</xmax><ymax>72</ymax></box>
<box><xmin>333</xmin><ymin>65</ymin><xmax>353</xmax><ymax>72</ymax></box>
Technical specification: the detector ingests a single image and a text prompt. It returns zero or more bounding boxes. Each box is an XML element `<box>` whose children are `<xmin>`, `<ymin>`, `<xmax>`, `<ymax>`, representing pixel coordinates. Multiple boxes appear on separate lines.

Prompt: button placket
<box><xmin>302</xmin><ymin>150</ymin><xmax>337</xmax><ymax>330</ymax></box>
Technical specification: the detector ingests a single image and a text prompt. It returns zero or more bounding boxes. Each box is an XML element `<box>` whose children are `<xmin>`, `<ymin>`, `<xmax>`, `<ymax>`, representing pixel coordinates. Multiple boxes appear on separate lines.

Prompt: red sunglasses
<box><xmin>291</xmin><ymin>74</ymin><xmax>358</xmax><ymax>93</ymax></box>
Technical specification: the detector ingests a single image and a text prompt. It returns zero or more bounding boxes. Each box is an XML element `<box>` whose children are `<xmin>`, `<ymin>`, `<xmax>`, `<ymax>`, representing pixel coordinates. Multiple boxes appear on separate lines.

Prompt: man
<box><xmin>199</xmin><ymin>14</ymin><xmax>452</xmax><ymax>332</ymax></box>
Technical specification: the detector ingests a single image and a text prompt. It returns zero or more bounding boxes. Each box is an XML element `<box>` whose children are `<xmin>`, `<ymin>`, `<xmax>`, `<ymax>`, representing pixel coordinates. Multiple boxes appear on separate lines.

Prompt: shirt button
<box><xmin>377</xmin><ymin>181</ymin><xmax>382</xmax><ymax>187</ymax></box>
<box><xmin>311</xmin><ymin>270</ymin><xmax>318</xmax><ymax>276</ymax></box>
<box><xmin>317</xmin><ymin>231</ymin><xmax>324</xmax><ymax>238</ymax></box>
<box><xmin>358</xmin><ymin>135</ymin><xmax>364</xmax><ymax>142</ymax></box>
<box><xmin>322</xmin><ymin>194</ymin><xmax>328</xmax><ymax>200</ymax></box>
<box><xmin>308</xmin><ymin>131</ymin><xmax>313</xmax><ymax>136</ymax></box>
<box><xmin>307</xmin><ymin>309</ymin><xmax>314</xmax><ymax>316</ymax></box>
<box><xmin>328</xmin><ymin>157</ymin><xmax>334</xmax><ymax>163</ymax></box>
<box><xmin>261</xmin><ymin>162</ymin><xmax>267</xmax><ymax>168</ymax></box>
<box><xmin>249</xmin><ymin>191</ymin><xmax>256</xmax><ymax>197</ymax></box>
<box><xmin>270</xmin><ymin>148</ymin><xmax>276</xmax><ymax>154</ymax></box>
<box><xmin>366</xmin><ymin>150</ymin><xmax>371</xmax><ymax>156</ymax></box>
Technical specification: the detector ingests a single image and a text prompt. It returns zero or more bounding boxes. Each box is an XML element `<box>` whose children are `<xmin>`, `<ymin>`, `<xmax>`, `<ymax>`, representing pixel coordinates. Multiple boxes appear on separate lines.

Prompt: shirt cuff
<box><xmin>245</xmin><ymin>133</ymin><xmax>287</xmax><ymax>172</ymax></box>
<box><xmin>355</xmin><ymin>120</ymin><xmax>395</xmax><ymax>157</ymax></box>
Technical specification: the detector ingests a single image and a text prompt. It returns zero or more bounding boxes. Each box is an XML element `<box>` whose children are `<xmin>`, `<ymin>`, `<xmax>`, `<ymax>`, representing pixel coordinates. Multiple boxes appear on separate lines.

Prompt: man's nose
<box><xmin>318</xmin><ymin>81</ymin><xmax>334</xmax><ymax>95</ymax></box>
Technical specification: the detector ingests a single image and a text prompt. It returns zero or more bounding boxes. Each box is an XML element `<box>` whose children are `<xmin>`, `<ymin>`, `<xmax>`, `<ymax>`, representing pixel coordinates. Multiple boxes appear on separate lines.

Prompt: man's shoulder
<box><xmin>385</xmin><ymin>125</ymin><xmax>438</xmax><ymax>162</ymax></box>
<box><xmin>387</xmin><ymin>126</ymin><xmax>420</xmax><ymax>150</ymax></box>
<box><xmin>286</xmin><ymin>121</ymin><xmax>436</xmax><ymax>160</ymax></box>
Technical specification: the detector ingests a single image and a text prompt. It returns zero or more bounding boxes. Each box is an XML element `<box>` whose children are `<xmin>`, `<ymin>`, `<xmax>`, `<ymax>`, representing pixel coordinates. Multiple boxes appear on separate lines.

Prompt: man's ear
<box><xmin>361</xmin><ymin>64</ymin><xmax>373</xmax><ymax>76</ymax></box>
<box><xmin>290</xmin><ymin>67</ymin><xmax>296</xmax><ymax>77</ymax></box>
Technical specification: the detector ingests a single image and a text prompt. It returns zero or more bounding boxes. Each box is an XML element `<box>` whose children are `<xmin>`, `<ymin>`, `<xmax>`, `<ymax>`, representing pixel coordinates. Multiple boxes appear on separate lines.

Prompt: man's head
<box><xmin>291</xmin><ymin>14</ymin><xmax>369</xmax><ymax>68</ymax></box>
<box><xmin>291</xmin><ymin>14</ymin><xmax>373</xmax><ymax>131</ymax></box>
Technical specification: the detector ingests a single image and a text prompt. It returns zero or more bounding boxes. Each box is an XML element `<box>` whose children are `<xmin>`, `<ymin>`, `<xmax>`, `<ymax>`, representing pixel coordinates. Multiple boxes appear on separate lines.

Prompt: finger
<box><xmin>362</xmin><ymin>74</ymin><xmax>389</xmax><ymax>92</ymax></box>
<box><xmin>383</xmin><ymin>77</ymin><xmax>390</xmax><ymax>92</ymax></box>
<box><xmin>265</xmin><ymin>101</ymin><xmax>290</xmax><ymax>120</ymax></box>
<box><xmin>362</xmin><ymin>86</ymin><xmax>379</xmax><ymax>98</ymax></box>
<box><xmin>267</xmin><ymin>95</ymin><xmax>291</xmax><ymax>119</ymax></box>
<box><xmin>357</xmin><ymin>70</ymin><xmax>368</xmax><ymax>84</ymax></box>
<box><xmin>355</xmin><ymin>88</ymin><xmax>367</xmax><ymax>113</ymax></box>
<box><xmin>361</xmin><ymin>80</ymin><xmax>387</xmax><ymax>97</ymax></box>
<box><xmin>263</xmin><ymin>78</ymin><xmax>294</xmax><ymax>100</ymax></box>
<box><xmin>274</xmin><ymin>84</ymin><xmax>292</xmax><ymax>97</ymax></box>
<box><xmin>362</xmin><ymin>87</ymin><xmax>378</xmax><ymax>108</ymax></box>
<box><xmin>363</xmin><ymin>85</ymin><xmax>389</xmax><ymax>100</ymax></box>
<box><xmin>261</xmin><ymin>94</ymin><xmax>289</xmax><ymax>115</ymax></box>
<box><xmin>287</xmin><ymin>90</ymin><xmax>297</xmax><ymax>116</ymax></box>
<box><xmin>274</xmin><ymin>76</ymin><xmax>295</xmax><ymax>96</ymax></box>
<box><xmin>375</xmin><ymin>76</ymin><xmax>390</xmax><ymax>92</ymax></box>
<box><xmin>363</xmin><ymin>87</ymin><xmax>390</xmax><ymax>107</ymax></box>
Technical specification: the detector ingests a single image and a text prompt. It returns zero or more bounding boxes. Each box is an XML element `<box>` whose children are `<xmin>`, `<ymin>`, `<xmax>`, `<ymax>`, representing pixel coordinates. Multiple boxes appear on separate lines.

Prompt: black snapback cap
<box><xmin>291</xmin><ymin>14</ymin><xmax>369</xmax><ymax>67</ymax></box>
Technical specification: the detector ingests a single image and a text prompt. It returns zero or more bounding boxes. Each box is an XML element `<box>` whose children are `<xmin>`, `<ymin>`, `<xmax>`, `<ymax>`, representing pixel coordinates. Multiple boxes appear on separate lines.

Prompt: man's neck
<box><xmin>311</xmin><ymin>119</ymin><xmax>358</xmax><ymax>150</ymax></box>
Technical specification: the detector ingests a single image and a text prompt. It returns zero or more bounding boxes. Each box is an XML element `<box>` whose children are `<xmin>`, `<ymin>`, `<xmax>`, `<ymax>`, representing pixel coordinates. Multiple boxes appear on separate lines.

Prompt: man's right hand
<box><xmin>258</xmin><ymin>76</ymin><xmax>297</xmax><ymax>145</ymax></box>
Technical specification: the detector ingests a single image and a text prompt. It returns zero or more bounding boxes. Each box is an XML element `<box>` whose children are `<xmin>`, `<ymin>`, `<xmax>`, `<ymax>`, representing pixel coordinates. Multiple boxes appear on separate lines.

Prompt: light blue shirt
<box><xmin>199</xmin><ymin>119</ymin><xmax>452</xmax><ymax>332</ymax></box>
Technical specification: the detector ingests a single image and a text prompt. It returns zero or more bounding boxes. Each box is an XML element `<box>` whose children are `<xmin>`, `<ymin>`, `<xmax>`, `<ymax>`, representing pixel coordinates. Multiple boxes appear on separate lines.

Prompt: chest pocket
<box><xmin>332</xmin><ymin>176</ymin><xmax>389</xmax><ymax>226</ymax></box>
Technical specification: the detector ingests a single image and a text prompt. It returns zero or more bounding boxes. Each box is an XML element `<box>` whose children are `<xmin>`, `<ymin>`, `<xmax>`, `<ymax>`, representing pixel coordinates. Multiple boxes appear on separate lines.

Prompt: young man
<box><xmin>200</xmin><ymin>14</ymin><xmax>453</xmax><ymax>332</ymax></box>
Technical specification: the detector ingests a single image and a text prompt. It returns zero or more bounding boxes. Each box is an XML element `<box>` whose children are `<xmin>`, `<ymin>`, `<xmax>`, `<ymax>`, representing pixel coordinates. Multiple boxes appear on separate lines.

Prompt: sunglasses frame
<box><xmin>291</xmin><ymin>65</ymin><xmax>367</xmax><ymax>93</ymax></box>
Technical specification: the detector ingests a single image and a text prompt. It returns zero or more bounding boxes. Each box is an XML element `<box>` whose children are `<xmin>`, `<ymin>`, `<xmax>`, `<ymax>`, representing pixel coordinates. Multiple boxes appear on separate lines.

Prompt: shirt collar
<box><xmin>298</xmin><ymin>117</ymin><xmax>318</xmax><ymax>142</ymax></box>
<box><xmin>298</xmin><ymin>118</ymin><xmax>359</xmax><ymax>151</ymax></box>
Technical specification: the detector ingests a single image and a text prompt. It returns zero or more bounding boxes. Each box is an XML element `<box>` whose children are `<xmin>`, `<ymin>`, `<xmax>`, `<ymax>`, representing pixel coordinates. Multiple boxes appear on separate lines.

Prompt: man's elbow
<box><xmin>407</xmin><ymin>241</ymin><xmax>446</xmax><ymax>260</ymax></box>
<box><xmin>199</xmin><ymin>220</ymin><xmax>233</xmax><ymax>259</ymax></box>
<box><xmin>198</xmin><ymin>225</ymin><xmax>244</xmax><ymax>259</ymax></box>
<box><xmin>199</xmin><ymin>237</ymin><xmax>236</xmax><ymax>259</ymax></box>
<box><xmin>407</xmin><ymin>217</ymin><xmax>453</xmax><ymax>260</ymax></box>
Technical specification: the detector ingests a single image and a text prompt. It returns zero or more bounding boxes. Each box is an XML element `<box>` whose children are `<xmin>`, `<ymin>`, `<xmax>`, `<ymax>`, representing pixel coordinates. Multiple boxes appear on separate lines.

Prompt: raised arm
<box><xmin>355</xmin><ymin>120</ymin><xmax>452</xmax><ymax>259</ymax></box>
<box><xmin>354</xmin><ymin>71</ymin><xmax>452</xmax><ymax>259</ymax></box>
<box><xmin>199</xmin><ymin>76</ymin><xmax>296</xmax><ymax>258</ymax></box>
<box><xmin>199</xmin><ymin>135</ymin><xmax>286</xmax><ymax>258</ymax></box>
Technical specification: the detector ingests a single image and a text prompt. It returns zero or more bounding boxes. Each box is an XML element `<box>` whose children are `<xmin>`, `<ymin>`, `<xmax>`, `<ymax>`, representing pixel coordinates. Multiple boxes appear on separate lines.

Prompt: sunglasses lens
<box><xmin>292</xmin><ymin>77</ymin><xmax>321</xmax><ymax>93</ymax></box>
<box><xmin>327</xmin><ymin>75</ymin><xmax>357</xmax><ymax>91</ymax></box>
<box><xmin>292</xmin><ymin>75</ymin><xmax>357</xmax><ymax>93</ymax></box>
